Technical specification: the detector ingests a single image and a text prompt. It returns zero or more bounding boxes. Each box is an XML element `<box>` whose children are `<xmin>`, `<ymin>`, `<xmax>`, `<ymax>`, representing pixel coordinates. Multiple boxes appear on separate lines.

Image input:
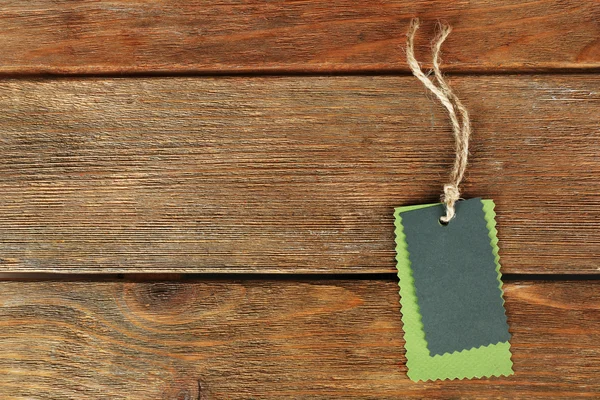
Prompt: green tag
<box><xmin>394</xmin><ymin>199</ymin><xmax>513</xmax><ymax>381</ymax></box>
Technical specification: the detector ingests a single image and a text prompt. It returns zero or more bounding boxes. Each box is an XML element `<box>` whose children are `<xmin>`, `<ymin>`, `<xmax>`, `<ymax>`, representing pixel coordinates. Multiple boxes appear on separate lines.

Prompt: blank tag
<box><xmin>394</xmin><ymin>198</ymin><xmax>513</xmax><ymax>381</ymax></box>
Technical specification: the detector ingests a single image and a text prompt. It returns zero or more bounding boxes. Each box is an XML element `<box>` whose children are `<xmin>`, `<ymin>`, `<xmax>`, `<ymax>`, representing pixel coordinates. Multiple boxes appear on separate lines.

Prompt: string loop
<box><xmin>406</xmin><ymin>19</ymin><xmax>471</xmax><ymax>223</ymax></box>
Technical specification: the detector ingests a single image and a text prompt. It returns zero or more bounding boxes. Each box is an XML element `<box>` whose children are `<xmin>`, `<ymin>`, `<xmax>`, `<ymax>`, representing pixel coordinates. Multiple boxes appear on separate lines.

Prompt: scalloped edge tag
<box><xmin>394</xmin><ymin>199</ymin><xmax>513</xmax><ymax>382</ymax></box>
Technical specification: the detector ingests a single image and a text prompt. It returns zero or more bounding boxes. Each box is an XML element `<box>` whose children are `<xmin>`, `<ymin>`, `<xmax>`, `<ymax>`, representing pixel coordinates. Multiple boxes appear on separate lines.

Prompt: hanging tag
<box><xmin>394</xmin><ymin>198</ymin><xmax>513</xmax><ymax>381</ymax></box>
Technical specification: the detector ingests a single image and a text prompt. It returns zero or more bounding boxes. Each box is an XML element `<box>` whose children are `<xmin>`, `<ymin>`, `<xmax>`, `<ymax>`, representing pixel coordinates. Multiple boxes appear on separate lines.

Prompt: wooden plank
<box><xmin>0</xmin><ymin>280</ymin><xmax>597</xmax><ymax>398</ymax></box>
<box><xmin>0</xmin><ymin>1</ymin><xmax>599</xmax><ymax>74</ymax></box>
<box><xmin>1</xmin><ymin>75</ymin><xmax>598</xmax><ymax>274</ymax></box>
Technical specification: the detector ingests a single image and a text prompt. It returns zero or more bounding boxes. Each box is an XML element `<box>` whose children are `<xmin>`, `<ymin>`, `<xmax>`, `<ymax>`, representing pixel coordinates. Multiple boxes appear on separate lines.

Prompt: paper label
<box><xmin>394</xmin><ymin>198</ymin><xmax>513</xmax><ymax>381</ymax></box>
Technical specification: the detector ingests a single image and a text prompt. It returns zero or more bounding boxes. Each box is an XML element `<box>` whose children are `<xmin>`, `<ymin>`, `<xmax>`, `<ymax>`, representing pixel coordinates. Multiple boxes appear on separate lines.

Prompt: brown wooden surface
<box><xmin>0</xmin><ymin>279</ymin><xmax>596</xmax><ymax>399</ymax></box>
<box><xmin>1</xmin><ymin>3</ymin><xmax>598</xmax><ymax>397</ymax></box>
<box><xmin>1</xmin><ymin>75</ymin><xmax>598</xmax><ymax>274</ymax></box>
<box><xmin>0</xmin><ymin>1</ymin><xmax>599</xmax><ymax>75</ymax></box>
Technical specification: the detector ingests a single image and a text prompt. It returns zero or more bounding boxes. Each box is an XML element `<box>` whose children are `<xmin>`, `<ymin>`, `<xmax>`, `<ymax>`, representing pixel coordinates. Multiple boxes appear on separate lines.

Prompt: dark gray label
<box><xmin>400</xmin><ymin>198</ymin><xmax>510</xmax><ymax>356</ymax></box>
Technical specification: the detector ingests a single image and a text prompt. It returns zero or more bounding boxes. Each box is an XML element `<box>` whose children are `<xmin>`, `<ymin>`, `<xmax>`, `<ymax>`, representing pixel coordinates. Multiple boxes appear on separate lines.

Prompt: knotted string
<box><xmin>406</xmin><ymin>18</ymin><xmax>471</xmax><ymax>223</ymax></box>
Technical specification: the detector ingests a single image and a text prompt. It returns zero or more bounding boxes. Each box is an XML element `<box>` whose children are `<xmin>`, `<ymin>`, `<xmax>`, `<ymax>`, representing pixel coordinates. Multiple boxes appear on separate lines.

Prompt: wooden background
<box><xmin>0</xmin><ymin>1</ymin><xmax>598</xmax><ymax>398</ymax></box>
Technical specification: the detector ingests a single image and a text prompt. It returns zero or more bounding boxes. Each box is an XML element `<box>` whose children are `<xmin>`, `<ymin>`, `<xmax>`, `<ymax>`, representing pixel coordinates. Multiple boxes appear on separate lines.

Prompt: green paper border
<box><xmin>394</xmin><ymin>199</ymin><xmax>513</xmax><ymax>381</ymax></box>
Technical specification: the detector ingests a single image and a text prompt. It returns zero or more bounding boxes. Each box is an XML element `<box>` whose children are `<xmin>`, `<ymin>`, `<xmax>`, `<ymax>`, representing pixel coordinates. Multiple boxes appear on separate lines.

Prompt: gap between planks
<box><xmin>0</xmin><ymin>273</ymin><xmax>599</xmax><ymax>282</ymax></box>
<box><xmin>2</xmin><ymin>67</ymin><xmax>600</xmax><ymax>80</ymax></box>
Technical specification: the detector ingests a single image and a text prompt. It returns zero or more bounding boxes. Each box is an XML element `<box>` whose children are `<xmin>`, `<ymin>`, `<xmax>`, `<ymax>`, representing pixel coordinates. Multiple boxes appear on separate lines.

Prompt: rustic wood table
<box><xmin>0</xmin><ymin>1</ymin><xmax>598</xmax><ymax>398</ymax></box>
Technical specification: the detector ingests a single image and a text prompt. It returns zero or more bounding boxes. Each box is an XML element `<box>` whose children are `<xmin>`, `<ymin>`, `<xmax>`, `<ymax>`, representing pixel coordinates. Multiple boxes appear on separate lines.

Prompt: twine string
<box><xmin>406</xmin><ymin>18</ymin><xmax>471</xmax><ymax>223</ymax></box>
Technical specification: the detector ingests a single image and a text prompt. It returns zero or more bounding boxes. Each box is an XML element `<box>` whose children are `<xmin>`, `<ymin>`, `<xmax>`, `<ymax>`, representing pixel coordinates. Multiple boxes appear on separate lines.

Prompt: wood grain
<box><xmin>1</xmin><ymin>75</ymin><xmax>598</xmax><ymax>274</ymax></box>
<box><xmin>0</xmin><ymin>280</ymin><xmax>596</xmax><ymax>398</ymax></box>
<box><xmin>0</xmin><ymin>1</ymin><xmax>598</xmax><ymax>75</ymax></box>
